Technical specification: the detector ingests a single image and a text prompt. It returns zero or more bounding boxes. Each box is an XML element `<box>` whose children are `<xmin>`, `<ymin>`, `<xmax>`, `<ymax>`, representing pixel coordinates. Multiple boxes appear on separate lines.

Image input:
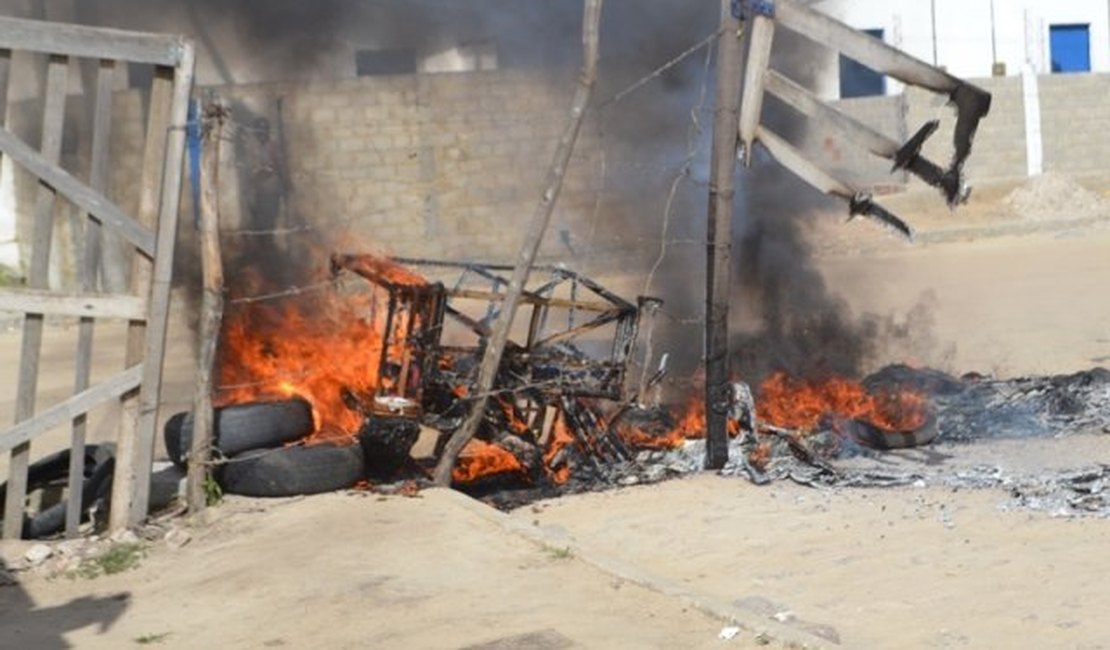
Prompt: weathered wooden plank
<box><xmin>0</xmin><ymin>365</ymin><xmax>143</xmax><ymax>453</ymax></box>
<box><xmin>110</xmin><ymin>65</ymin><xmax>174</xmax><ymax>533</ymax></box>
<box><xmin>0</xmin><ymin>127</ymin><xmax>155</xmax><ymax>257</ymax></box>
<box><xmin>3</xmin><ymin>55</ymin><xmax>68</xmax><ymax>539</ymax></box>
<box><xmin>68</xmin><ymin>60</ymin><xmax>116</xmax><ymax>537</ymax></box>
<box><xmin>0</xmin><ymin>288</ymin><xmax>146</xmax><ymax>319</ymax></box>
<box><xmin>91</xmin><ymin>60</ymin><xmax>128</xmax><ymax>294</ymax></box>
<box><xmin>129</xmin><ymin>45</ymin><xmax>196</xmax><ymax>525</ymax></box>
<box><xmin>0</xmin><ymin>17</ymin><xmax>183</xmax><ymax>67</ymax></box>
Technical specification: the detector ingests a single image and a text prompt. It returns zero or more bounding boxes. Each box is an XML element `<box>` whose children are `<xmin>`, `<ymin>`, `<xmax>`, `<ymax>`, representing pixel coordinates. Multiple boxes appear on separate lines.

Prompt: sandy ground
<box><xmin>522</xmin><ymin>474</ymin><xmax>1110</xmax><ymax>649</ymax></box>
<box><xmin>1</xmin><ymin>490</ymin><xmax>763</xmax><ymax>650</ymax></box>
<box><xmin>1</xmin><ymin>175</ymin><xmax>1109</xmax><ymax>648</ymax></box>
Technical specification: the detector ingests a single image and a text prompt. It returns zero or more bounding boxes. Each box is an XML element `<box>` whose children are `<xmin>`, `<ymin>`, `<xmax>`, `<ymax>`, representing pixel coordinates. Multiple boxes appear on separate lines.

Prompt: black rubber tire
<box><xmin>164</xmin><ymin>399</ymin><xmax>314</xmax><ymax>468</ymax></box>
<box><xmin>0</xmin><ymin>444</ymin><xmax>112</xmax><ymax>515</ymax></box>
<box><xmin>218</xmin><ymin>444</ymin><xmax>364</xmax><ymax>498</ymax></box>
<box><xmin>24</xmin><ymin>454</ymin><xmax>115</xmax><ymax>540</ymax></box>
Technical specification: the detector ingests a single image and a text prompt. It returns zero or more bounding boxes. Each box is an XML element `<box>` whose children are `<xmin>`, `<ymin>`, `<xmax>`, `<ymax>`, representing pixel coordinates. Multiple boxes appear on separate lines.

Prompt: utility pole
<box><xmin>704</xmin><ymin>0</ymin><xmax>747</xmax><ymax>469</ymax></box>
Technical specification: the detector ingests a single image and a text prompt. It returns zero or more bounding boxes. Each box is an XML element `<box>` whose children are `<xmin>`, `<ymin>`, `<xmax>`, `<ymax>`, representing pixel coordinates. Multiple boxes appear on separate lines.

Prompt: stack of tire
<box><xmin>164</xmin><ymin>399</ymin><xmax>364</xmax><ymax>497</ymax></box>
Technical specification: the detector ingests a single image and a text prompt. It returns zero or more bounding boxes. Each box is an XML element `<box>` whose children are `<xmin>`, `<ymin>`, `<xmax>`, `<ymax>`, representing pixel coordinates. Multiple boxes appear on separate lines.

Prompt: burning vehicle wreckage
<box><xmin>161</xmin><ymin>252</ymin><xmax>1110</xmax><ymax>515</ymax></box>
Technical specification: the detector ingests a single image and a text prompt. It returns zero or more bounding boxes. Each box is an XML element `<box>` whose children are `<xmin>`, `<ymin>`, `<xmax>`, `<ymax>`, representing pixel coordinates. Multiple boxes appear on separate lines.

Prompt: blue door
<box><xmin>839</xmin><ymin>29</ymin><xmax>886</xmax><ymax>98</ymax></box>
<box><xmin>1050</xmin><ymin>24</ymin><xmax>1091</xmax><ymax>73</ymax></box>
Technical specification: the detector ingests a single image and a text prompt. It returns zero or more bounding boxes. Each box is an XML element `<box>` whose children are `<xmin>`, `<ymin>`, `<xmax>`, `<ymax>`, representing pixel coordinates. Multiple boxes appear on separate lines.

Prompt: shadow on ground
<box><xmin>0</xmin><ymin>557</ymin><xmax>129</xmax><ymax>650</ymax></box>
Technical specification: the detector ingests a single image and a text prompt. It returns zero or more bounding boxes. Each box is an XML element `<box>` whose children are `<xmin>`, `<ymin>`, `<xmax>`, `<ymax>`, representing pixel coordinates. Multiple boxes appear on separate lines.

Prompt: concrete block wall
<box><xmin>212</xmin><ymin>70</ymin><xmax>603</xmax><ymax>264</ymax></box>
<box><xmin>7</xmin><ymin>68</ymin><xmax>1109</xmax><ymax>285</ymax></box>
<box><xmin>827</xmin><ymin>73</ymin><xmax>1110</xmax><ymax>192</ymax></box>
<box><xmin>818</xmin><ymin>94</ymin><xmax>905</xmax><ymax>190</ymax></box>
<box><xmin>905</xmin><ymin>75</ymin><xmax>1027</xmax><ymax>184</ymax></box>
<box><xmin>1038</xmin><ymin>73</ymin><xmax>1110</xmax><ymax>176</ymax></box>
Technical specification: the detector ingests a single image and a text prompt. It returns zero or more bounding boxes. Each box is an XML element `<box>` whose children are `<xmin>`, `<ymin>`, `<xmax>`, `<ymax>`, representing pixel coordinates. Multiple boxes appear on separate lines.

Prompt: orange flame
<box><xmin>543</xmin><ymin>411</ymin><xmax>576</xmax><ymax>485</ymax></box>
<box><xmin>452</xmin><ymin>439</ymin><xmax>525</xmax><ymax>483</ymax></box>
<box><xmin>617</xmin><ymin>398</ymin><xmax>741</xmax><ymax>450</ymax></box>
<box><xmin>756</xmin><ymin>372</ymin><xmax>927</xmax><ymax>433</ymax></box>
<box><xmin>217</xmin><ymin>255</ymin><xmax>421</xmax><ymax>444</ymax></box>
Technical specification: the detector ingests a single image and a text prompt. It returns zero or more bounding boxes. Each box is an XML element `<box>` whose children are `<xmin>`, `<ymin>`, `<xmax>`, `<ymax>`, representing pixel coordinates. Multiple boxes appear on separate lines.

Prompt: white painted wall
<box><xmin>810</xmin><ymin>0</ymin><xmax>1110</xmax><ymax>97</ymax></box>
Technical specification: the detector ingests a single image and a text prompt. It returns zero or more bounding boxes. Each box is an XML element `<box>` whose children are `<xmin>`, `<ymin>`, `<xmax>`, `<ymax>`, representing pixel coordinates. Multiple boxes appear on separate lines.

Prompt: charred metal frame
<box><xmin>330</xmin><ymin>254</ymin><xmax>447</xmax><ymax>410</ymax></box>
<box><xmin>395</xmin><ymin>257</ymin><xmax>657</xmax><ymax>402</ymax></box>
<box><xmin>330</xmin><ymin>254</ymin><xmax>659</xmax><ymax>417</ymax></box>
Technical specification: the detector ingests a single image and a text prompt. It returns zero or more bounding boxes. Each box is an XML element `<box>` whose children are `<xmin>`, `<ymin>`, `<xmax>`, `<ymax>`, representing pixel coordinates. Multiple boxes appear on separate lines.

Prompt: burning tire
<box><xmin>852</xmin><ymin>408</ymin><xmax>939</xmax><ymax>450</ymax></box>
<box><xmin>0</xmin><ymin>445</ymin><xmax>115</xmax><ymax>539</ymax></box>
<box><xmin>218</xmin><ymin>444</ymin><xmax>364</xmax><ymax>498</ymax></box>
<box><xmin>164</xmin><ymin>399</ymin><xmax>314</xmax><ymax>467</ymax></box>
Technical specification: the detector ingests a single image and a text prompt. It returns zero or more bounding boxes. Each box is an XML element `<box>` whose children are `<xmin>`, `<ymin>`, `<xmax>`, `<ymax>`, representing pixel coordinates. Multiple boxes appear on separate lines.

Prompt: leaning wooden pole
<box><xmin>433</xmin><ymin>0</ymin><xmax>603</xmax><ymax>486</ymax></box>
<box><xmin>187</xmin><ymin>101</ymin><xmax>226</xmax><ymax>513</ymax></box>
<box><xmin>704</xmin><ymin>2</ymin><xmax>746</xmax><ymax>469</ymax></box>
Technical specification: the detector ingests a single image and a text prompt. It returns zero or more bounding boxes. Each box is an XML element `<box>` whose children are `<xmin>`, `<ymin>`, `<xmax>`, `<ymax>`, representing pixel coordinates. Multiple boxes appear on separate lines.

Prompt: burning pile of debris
<box><xmin>166</xmin><ymin>253</ymin><xmax>677</xmax><ymax>499</ymax></box>
<box><xmin>161</xmin><ymin>253</ymin><xmax>934</xmax><ymax>502</ymax></box>
<box><xmin>163</xmin><ymin>252</ymin><xmax>1110</xmax><ymax>515</ymax></box>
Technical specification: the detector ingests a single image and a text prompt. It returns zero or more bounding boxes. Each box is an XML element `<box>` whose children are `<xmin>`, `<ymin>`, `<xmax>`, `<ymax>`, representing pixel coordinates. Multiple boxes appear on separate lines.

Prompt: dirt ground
<box><xmin>2</xmin><ymin>175</ymin><xmax>1110</xmax><ymax>648</ymax></box>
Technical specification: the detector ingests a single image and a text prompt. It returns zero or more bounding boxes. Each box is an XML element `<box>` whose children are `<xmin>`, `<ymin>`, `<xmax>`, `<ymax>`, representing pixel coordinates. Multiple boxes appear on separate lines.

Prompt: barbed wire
<box><xmin>226</xmin><ymin>279</ymin><xmax>336</xmax><ymax>305</ymax></box>
<box><xmin>597</xmin><ymin>28</ymin><xmax>723</xmax><ymax>110</ymax></box>
<box><xmin>642</xmin><ymin>39</ymin><xmax>714</xmax><ymax>298</ymax></box>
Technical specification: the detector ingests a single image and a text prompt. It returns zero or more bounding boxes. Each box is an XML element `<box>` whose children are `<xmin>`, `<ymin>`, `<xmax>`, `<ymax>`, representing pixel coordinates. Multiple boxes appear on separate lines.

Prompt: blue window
<box><xmin>839</xmin><ymin>29</ymin><xmax>886</xmax><ymax>98</ymax></box>
<box><xmin>1050</xmin><ymin>24</ymin><xmax>1091</xmax><ymax>73</ymax></box>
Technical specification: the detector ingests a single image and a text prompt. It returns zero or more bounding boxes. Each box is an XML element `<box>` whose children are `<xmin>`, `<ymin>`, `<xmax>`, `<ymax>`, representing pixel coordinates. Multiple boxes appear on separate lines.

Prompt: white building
<box><xmin>811</xmin><ymin>0</ymin><xmax>1110</xmax><ymax>98</ymax></box>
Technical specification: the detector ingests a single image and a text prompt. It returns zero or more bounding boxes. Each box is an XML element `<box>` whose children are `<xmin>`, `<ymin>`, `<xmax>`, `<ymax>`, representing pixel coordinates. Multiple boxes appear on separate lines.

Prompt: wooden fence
<box><xmin>0</xmin><ymin>17</ymin><xmax>194</xmax><ymax>538</ymax></box>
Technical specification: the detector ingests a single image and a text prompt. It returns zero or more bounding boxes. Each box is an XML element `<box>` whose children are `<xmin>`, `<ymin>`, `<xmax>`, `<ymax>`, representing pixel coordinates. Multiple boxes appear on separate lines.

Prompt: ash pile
<box><xmin>645</xmin><ymin>365</ymin><xmax>1110</xmax><ymax>518</ymax></box>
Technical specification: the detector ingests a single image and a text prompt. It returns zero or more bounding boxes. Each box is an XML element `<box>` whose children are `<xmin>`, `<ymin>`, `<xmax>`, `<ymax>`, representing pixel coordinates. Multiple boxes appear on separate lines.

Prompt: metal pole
<box><xmin>989</xmin><ymin>0</ymin><xmax>998</xmax><ymax>66</ymax></box>
<box><xmin>931</xmin><ymin>0</ymin><xmax>939</xmax><ymax>66</ymax></box>
<box><xmin>704</xmin><ymin>1</ymin><xmax>746</xmax><ymax>469</ymax></box>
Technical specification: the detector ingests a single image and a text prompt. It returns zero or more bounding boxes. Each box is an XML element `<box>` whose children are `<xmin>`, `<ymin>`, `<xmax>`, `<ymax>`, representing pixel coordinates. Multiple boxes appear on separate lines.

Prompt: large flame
<box><xmin>217</xmin><ymin>258</ymin><xmax>417</xmax><ymax>444</ymax></box>
<box><xmin>618</xmin><ymin>372</ymin><xmax>927</xmax><ymax>450</ymax></box>
<box><xmin>756</xmin><ymin>372</ymin><xmax>927</xmax><ymax>432</ymax></box>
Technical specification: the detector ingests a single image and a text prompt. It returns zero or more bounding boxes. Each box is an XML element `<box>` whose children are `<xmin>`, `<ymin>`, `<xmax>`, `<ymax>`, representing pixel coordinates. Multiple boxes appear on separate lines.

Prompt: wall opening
<box><xmin>839</xmin><ymin>29</ymin><xmax>886</xmax><ymax>98</ymax></box>
<box><xmin>1050</xmin><ymin>24</ymin><xmax>1091</xmax><ymax>73</ymax></box>
<box><xmin>355</xmin><ymin>49</ymin><xmax>418</xmax><ymax>76</ymax></box>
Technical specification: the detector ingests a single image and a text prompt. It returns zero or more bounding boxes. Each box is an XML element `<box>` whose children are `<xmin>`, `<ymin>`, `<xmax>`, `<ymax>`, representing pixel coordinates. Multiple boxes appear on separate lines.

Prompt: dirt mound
<box><xmin>1004</xmin><ymin>172</ymin><xmax>1109</xmax><ymax>221</ymax></box>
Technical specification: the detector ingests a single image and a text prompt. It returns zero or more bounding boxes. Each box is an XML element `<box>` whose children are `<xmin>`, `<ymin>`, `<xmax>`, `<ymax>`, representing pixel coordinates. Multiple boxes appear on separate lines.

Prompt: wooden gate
<box><xmin>0</xmin><ymin>17</ymin><xmax>194</xmax><ymax>537</ymax></box>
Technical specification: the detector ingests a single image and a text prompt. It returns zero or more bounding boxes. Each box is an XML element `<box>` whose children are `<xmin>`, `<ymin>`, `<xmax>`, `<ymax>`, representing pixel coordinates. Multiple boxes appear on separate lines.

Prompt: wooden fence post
<box><xmin>4</xmin><ymin>55</ymin><xmax>68</xmax><ymax>539</ymax></box>
<box><xmin>187</xmin><ymin>100</ymin><xmax>226</xmax><ymax>513</ymax></box>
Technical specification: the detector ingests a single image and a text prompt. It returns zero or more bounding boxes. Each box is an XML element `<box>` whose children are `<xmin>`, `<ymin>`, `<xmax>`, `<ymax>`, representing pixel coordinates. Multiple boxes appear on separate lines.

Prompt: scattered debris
<box><xmin>718</xmin><ymin>626</ymin><xmax>741</xmax><ymax>640</ymax></box>
<box><xmin>164</xmin><ymin>528</ymin><xmax>192</xmax><ymax>550</ymax></box>
<box><xmin>1004</xmin><ymin>172</ymin><xmax>1109</xmax><ymax>222</ymax></box>
<box><xmin>24</xmin><ymin>544</ymin><xmax>52</xmax><ymax>566</ymax></box>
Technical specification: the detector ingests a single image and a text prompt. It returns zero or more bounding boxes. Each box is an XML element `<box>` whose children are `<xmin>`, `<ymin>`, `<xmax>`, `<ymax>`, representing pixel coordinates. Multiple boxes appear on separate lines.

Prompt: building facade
<box><xmin>811</xmin><ymin>0</ymin><xmax>1110</xmax><ymax>98</ymax></box>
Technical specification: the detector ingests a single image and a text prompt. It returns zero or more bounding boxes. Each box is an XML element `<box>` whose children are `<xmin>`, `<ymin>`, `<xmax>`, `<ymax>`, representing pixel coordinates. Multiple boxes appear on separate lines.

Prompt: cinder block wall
<box><xmin>1038</xmin><ymin>73</ymin><xmax>1110</xmax><ymax>176</ymax></box>
<box><xmin>208</xmin><ymin>70</ymin><xmax>604</xmax><ymax>263</ymax></box>
<box><xmin>9</xmin><ymin>69</ymin><xmax>1110</xmax><ymax>285</ymax></box>
<box><xmin>905</xmin><ymin>76</ymin><xmax>1028</xmax><ymax>184</ymax></box>
<box><xmin>815</xmin><ymin>94</ymin><xmax>905</xmax><ymax>190</ymax></box>
<box><xmin>825</xmin><ymin>73</ymin><xmax>1110</xmax><ymax>190</ymax></box>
